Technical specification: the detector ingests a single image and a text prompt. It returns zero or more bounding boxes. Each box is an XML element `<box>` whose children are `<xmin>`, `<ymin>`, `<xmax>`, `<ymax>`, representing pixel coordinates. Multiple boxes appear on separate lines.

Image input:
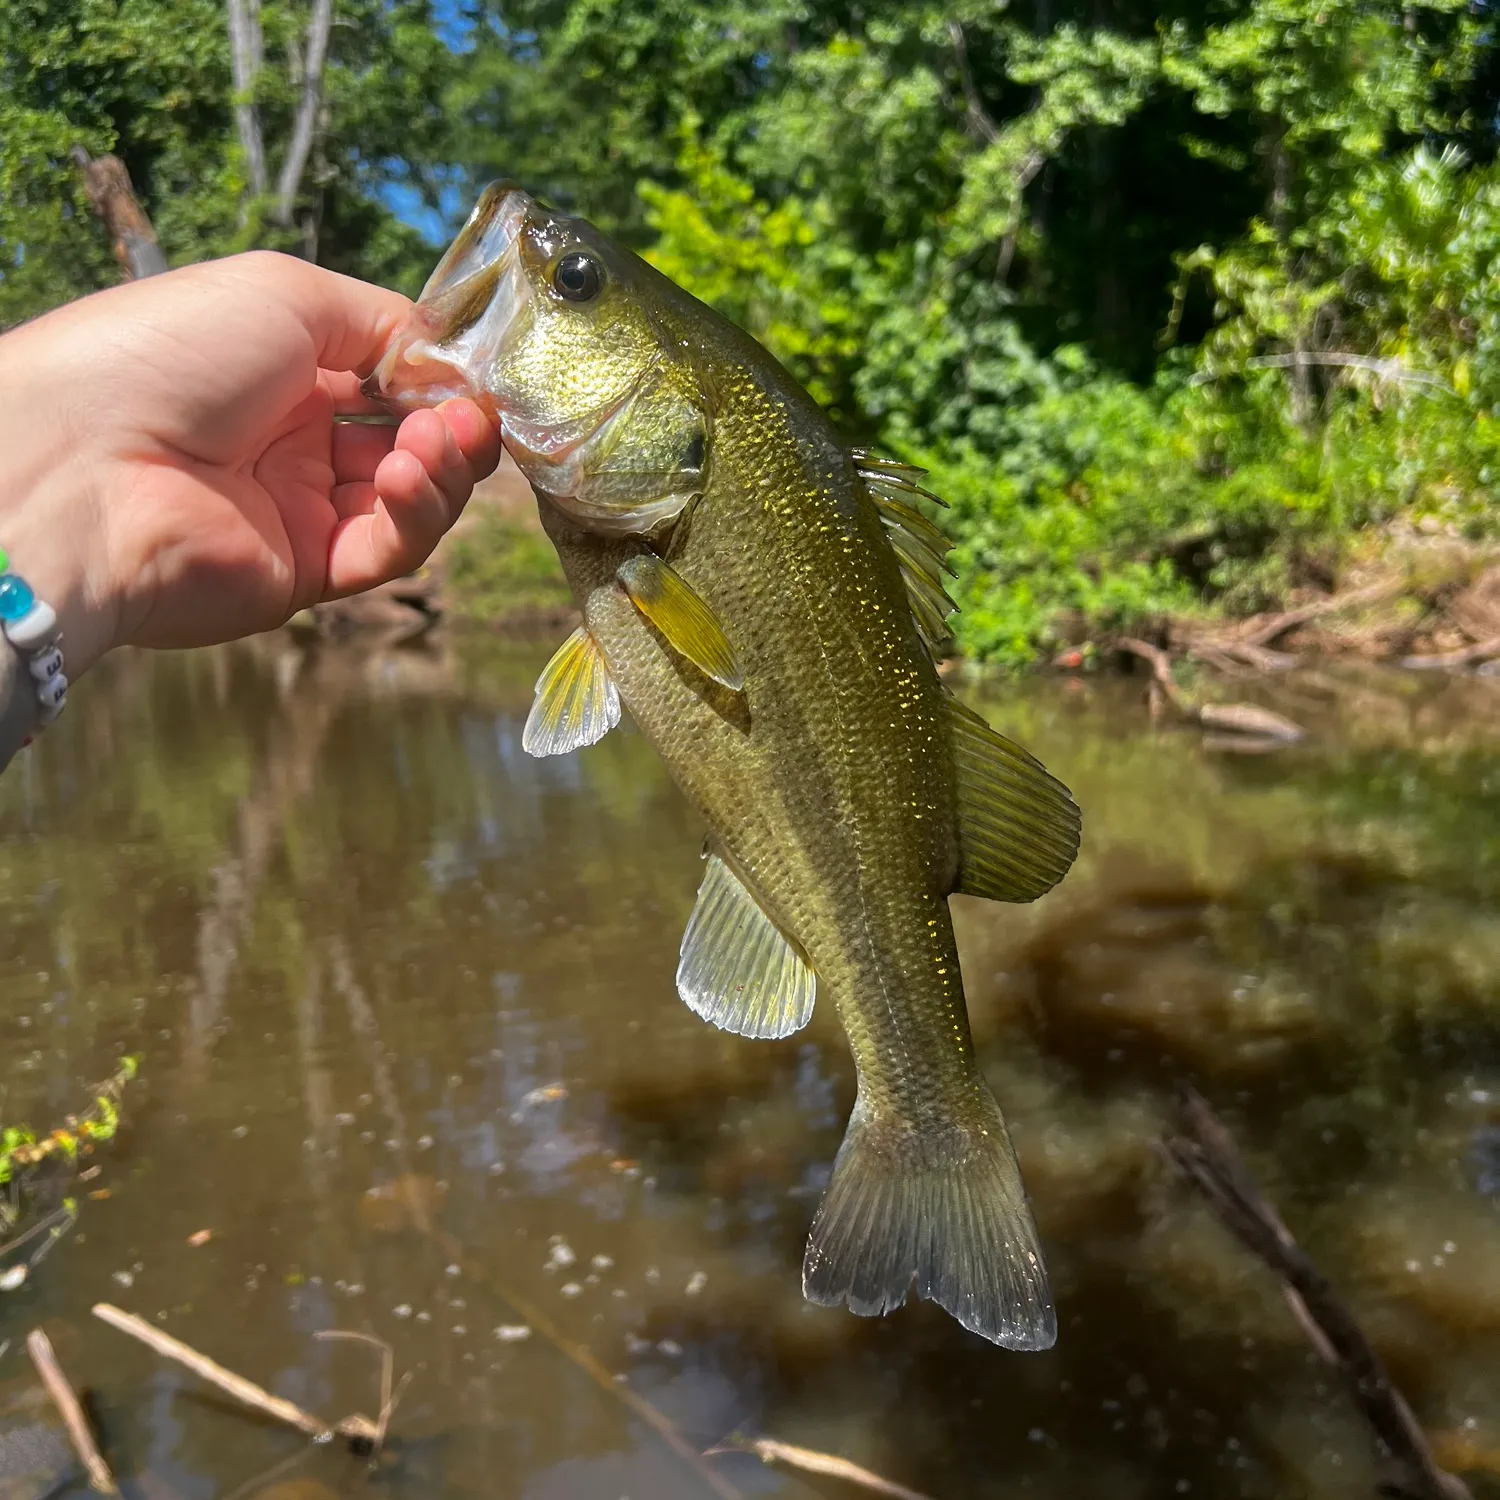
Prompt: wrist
<box><xmin>0</xmin><ymin>337</ymin><xmax>124</xmax><ymax>680</ymax></box>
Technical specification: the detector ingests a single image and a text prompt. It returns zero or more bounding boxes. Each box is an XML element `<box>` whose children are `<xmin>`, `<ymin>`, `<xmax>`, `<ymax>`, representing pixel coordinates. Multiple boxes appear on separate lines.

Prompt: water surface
<box><xmin>3</xmin><ymin>638</ymin><xmax>1500</xmax><ymax>1500</ymax></box>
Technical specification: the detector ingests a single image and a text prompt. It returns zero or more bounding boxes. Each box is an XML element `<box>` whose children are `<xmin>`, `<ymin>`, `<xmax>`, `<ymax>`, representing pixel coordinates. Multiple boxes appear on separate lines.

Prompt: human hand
<box><xmin>0</xmin><ymin>251</ymin><xmax>500</xmax><ymax>676</ymax></box>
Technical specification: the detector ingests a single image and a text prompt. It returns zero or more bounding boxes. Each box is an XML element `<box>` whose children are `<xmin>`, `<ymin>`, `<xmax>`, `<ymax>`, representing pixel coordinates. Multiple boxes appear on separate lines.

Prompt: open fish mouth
<box><xmin>361</xmin><ymin>182</ymin><xmax>532</xmax><ymax>414</ymax></box>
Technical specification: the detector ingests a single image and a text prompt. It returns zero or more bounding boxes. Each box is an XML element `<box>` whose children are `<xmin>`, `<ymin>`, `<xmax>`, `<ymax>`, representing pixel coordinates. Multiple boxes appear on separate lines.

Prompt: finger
<box><xmin>223</xmin><ymin>251</ymin><xmax>412</xmax><ymax>375</ymax></box>
<box><xmin>436</xmin><ymin>398</ymin><xmax>503</xmax><ymax>487</ymax></box>
<box><xmin>323</xmin><ymin>455</ymin><xmax>449</xmax><ymax>597</ymax></box>
<box><xmin>331</xmin><ymin>420</ymin><xmax>399</xmax><ymax>487</ymax></box>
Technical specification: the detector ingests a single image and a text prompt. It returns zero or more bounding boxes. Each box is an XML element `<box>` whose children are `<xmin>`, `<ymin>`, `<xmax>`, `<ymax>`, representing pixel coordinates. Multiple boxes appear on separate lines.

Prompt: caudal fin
<box><xmin>801</xmin><ymin>1089</ymin><xmax>1055</xmax><ymax>1349</ymax></box>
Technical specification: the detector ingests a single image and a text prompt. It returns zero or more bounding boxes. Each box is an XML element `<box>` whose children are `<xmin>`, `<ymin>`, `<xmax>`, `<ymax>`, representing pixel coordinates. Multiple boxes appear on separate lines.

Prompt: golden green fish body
<box><xmin>539</xmin><ymin>308</ymin><xmax>979</xmax><ymax>1130</ymax></box>
<box><xmin>367</xmin><ymin>184</ymin><xmax>1079</xmax><ymax>1346</ymax></box>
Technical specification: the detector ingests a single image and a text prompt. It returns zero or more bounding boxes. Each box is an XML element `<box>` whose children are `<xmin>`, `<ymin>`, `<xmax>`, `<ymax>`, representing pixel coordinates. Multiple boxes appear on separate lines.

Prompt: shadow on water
<box><xmin>3</xmin><ymin>637</ymin><xmax>1500</xmax><ymax>1499</ymax></box>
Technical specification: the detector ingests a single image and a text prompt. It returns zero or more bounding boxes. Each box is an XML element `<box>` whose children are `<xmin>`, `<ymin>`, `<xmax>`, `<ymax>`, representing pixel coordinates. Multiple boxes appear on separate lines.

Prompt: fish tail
<box><xmin>801</xmin><ymin>1084</ymin><xmax>1055</xmax><ymax>1349</ymax></box>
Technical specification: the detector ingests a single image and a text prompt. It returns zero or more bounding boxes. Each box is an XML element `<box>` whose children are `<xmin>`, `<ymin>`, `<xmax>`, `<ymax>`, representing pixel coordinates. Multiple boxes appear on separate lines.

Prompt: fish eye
<box><xmin>553</xmin><ymin>251</ymin><xmax>603</xmax><ymax>303</ymax></box>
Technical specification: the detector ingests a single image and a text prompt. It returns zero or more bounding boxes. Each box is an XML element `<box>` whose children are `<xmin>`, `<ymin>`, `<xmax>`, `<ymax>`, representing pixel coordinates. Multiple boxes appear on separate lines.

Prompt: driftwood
<box><xmin>26</xmin><ymin>1328</ymin><xmax>117</xmax><ymax>1494</ymax></box>
<box><xmin>1164</xmin><ymin>1087</ymin><xmax>1471</xmax><ymax>1500</ymax></box>
<box><xmin>1116</xmin><ymin>638</ymin><xmax>1306</xmax><ymax>742</ymax></box>
<box><xmin>92</xmin><ymin>1304</ymin><xmax>380</xmax><ymax>1450</ymax></box>
<box><xmin>1399</xmin><ymin>634</ymin><xmax>1500</xmax><ymax>671</ymax></box>
<box><xmin>69</xmin><ymin>149</ymin><xmax>166</xmax><ymax>280</ymax></box>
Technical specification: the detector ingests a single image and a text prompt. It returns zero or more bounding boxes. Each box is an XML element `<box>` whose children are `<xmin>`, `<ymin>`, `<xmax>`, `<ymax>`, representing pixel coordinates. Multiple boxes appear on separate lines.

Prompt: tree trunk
<box><xmin>273</xmin><ymin>0</ymin><xmax>336</xmax><ymax>238</ymax></box>
<box><xmin>225</xmin><ymin>0</ymin><xmax>268</xmax><ymax>200</ymax></box>
<box><xmin>69</xmin><ymin>148</ymin><xmax>168</xmax><ymax>279</ymax></box>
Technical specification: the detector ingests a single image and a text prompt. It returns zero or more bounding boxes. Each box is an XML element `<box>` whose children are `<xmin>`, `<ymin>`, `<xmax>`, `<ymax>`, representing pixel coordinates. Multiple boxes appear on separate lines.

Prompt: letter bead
<box><xmin>28</xmin><ymin>647</ymin><xmax>63</xmax><ymax>682</ymax></box>
<box><xmin>36</xmin><ymin>672</ymin><xmax>67</xmax><ymax>710</ymax></box>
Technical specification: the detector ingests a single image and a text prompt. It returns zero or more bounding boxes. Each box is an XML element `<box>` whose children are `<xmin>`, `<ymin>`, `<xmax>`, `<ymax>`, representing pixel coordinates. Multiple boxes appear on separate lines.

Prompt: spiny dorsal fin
<box><xmin>853</xmin><ymin>450</ymin><xmax>956</xmax><ymax>653</ymax></box>
<box><xmin>522</xmin><ymin>625</ymin><xmax>621</xmax><ymax>757</ymax></box>
<box><xmin>617</xmin><ymin>553</ymin><xmax>744</xmax><ymax>690</ymax></box>
<box><xmin>946</xmin><ymin>696</ymin><xmax>1081</xmax><ymax>902</ymax></box>
<box><xmin>677</xmin><ymin>849</ymin><xmax>817</xmax><ymax>1039</ymax></box>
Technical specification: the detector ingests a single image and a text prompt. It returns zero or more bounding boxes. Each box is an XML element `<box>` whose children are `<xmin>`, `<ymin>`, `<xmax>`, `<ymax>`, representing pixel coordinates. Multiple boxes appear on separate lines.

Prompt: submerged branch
<box><xmin>27</xmin><ymin>1328</ymin><xmax>117</xmax><ymax>1494</ymax></box>
<box><xmin>706</xmin><ymin>1437</ymin><xmax>936</xmax><ymax>1500</ymax></box>
<box><xmin>92</xmin><ymin>1304</ymin><xmax>379</xmax><ymax>1449</ymax></box>
<box><xmin>1164</xmin><ymin>1087</ymin><xmax>1471</xmax><ymax>1500</ymax></box>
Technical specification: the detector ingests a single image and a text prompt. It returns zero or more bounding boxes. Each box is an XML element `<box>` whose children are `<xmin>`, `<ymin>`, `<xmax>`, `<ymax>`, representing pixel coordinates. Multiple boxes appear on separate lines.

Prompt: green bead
<box><xmin>0</xmin><ymin>548</ymin><xmax>8</xmax><ymax>573</ymax></box>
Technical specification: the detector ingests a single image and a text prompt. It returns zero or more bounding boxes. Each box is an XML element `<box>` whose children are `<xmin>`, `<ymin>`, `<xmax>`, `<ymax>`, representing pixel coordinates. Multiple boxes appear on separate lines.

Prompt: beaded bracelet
<box><xmin>0</xmin><ymin>549</ymin><xmax>67</xmax><ymax>734</ymax></box>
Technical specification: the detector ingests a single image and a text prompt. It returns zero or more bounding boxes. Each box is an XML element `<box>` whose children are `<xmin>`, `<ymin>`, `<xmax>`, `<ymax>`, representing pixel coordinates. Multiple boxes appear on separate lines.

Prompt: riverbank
<box><xmin>321</xmin><ymin>460</ymin><xmax>1500</xmax><ymax>685</ymax></box>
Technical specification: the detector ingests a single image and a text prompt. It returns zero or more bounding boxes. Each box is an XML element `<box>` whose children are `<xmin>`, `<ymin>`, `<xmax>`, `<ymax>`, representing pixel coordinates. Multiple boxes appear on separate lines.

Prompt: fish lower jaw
<box><xmin>361</xmin><ymin>340</ymin><xmax>489</xmax><ymax>414</ymax></box>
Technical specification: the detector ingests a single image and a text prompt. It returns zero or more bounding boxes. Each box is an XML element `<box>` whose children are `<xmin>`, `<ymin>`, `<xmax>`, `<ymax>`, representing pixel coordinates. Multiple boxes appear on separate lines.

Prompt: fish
<box><xmin>365</xmin><ymin>183</ymin><xmax>1082</xmax><ymax>1347</ymax></box>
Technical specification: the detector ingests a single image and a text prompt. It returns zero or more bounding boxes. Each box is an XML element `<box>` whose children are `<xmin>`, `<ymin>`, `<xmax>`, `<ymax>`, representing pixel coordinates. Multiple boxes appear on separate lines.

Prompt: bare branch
<box><xmin>1165</xmin><ymin>1088</ymin><xmax>1472</xmax><ymax>1500</ymax></box>
<box><xmin>707</xmin><ymin>1437</ymin><xmax>936</xmax><ymax>1500</ymax></box>
<box><xmin>68</xmin><ymin>149</ymin><xmax>167</xmax><ymax>279</ymax></box>
<box><xmin>1246</xmin><ymin>351</ymin><xmax>1453</xmax><ymax>393</ymax></box>
<box><xmin>225</xmin><ymin>0</ymin><xmax>268</xmax><ymax>199</ymax></box>
<box><xmin>27</xmin><ymin>1329</ymin><xmax>117</xmax><ymax>1494</ymax></box>
<box><xmin>92</xmin><ymin>1304</ymin><xmax>379</xmax><ymax>1448</ymax></box>
<box><xmin>946</xmin><ymin>19</ymin><xmax>1000</xmax><ymax>144</ymax></box>
<box><xmin>274</xmin><ymin>0</ymin><xmax>336</xmax><ymax>233</ymax></box>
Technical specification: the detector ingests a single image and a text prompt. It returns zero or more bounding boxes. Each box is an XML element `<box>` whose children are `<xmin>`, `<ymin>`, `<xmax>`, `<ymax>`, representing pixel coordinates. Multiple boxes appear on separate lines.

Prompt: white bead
<box><xmin>4</xmin><ymin>600</ymin><xmax>58</xmax><ymax>651</ymax></box>
<box><xmin>36</xmin><ymin>672</ymin><xmax>67</xmax><ymax>710</ymax></box>
<box><xmin>38</xmin><ymin>697</ymin><xmax>65</xmax><ymax>726</ymax></box>
<box><xmin>28</xmin><ymin>646</ymin><xmax>63</xmax><ymax>682</ymax></box>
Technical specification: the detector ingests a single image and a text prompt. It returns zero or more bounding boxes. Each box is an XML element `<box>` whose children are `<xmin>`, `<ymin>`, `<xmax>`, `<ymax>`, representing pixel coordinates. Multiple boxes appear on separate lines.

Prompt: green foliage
<box><xmin>0</xmin><ymin>0</ymin><xmax>466</xmax><ymax>327</ymax></box>
<box><xmin>7</xmin><ymin>0</ymin><xmax>1500</xmax><ymax>660</ymax></box>
<box><xmin>489</xmin><ymin>0</ymin><xmax>1500</xmax><ymax>661</ymax></box>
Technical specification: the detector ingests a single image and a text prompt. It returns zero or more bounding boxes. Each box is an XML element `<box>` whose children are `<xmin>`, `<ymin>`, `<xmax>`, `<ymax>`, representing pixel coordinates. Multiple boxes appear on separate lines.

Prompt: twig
<box><xmin>1399</xmin><ymin>634</ymin><xmax>1500</xmax><ymax>671</ymax></box>
<box><xmin>27</xmin><ymin>1328</ymin><xmax>118</xmax><ymax>1494</ymax></box>
<box><xmin>92</xmin><ymin>1304</ymin><xmax>379</xmax><ymax>1448</ymax></box>
<box><xmin>1164</xmin><ymin>1088</ymin><xmax>1471</xmax><ymax>1500</ymax></box>
<box><xmin>707</xmin><ymin>1437</ymin><xmax>936</xmax><ymax>1500</ymax></box>
<box><xmin>313</xmin><ymin>1330</ymin><xmax>402</xmax><ymax>1456</ymax></box>
<box><xmin>416</xmin><ymin>1224</ymin><xmax>742</xmax><ymax>1500</ymax></box>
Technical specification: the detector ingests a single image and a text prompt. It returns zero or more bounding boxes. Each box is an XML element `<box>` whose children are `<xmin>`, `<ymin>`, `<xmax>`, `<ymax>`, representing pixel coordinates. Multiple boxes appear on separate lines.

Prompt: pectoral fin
<box><xmin>677</xmin><ymin>851</ymin><xmax>816</xmax><ymax>1039</ymax></box>
<box><xmin>522</xmin><ymin>626</ymin><xmax>621</xmax><ymax>757</ymax></box>
<box><xmin>947</xmin><ymin>697</ymin><xmax>1081</xmax><ymax>902</ymax></box>
<box><xmin>617</xmin><ymin>554</ymin><xmax>744</xmax><ymax>690</ymax></box>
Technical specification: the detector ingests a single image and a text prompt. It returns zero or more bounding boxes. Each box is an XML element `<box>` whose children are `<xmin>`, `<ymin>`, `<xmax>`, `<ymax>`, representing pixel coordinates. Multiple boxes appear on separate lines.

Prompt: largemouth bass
<box><xmin>366</xmin><ymin>184</ymin><xmax>1082</xmax><ymax>1347</ymax></box>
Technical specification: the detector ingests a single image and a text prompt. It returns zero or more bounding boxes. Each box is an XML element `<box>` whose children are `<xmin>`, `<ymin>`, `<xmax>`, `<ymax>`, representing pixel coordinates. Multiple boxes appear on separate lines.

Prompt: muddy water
<box><xmin>3</xmin><ymin>638</ymin><xmax>1500</xmax><ymax>1500</ymax></box>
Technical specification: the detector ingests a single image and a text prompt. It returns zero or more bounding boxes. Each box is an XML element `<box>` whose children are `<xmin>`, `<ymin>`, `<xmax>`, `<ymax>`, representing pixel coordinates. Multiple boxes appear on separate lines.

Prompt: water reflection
<box><xmin>2</xmin><ymin>638</ymin><xmax>1500</xmax><ymax>1499</ymax></box>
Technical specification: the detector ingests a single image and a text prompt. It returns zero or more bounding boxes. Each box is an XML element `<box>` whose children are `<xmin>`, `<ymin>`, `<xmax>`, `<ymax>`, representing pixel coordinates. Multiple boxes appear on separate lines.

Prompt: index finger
<box><xmin>223</xmin><ymin>251</ymin><xmax>414</xmax><ymax>375</ymax></box>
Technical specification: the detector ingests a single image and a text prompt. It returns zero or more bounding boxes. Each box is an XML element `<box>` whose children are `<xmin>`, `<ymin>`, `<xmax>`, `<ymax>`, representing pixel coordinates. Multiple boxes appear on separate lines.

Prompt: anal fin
<box><xmin>947</xmin><ymin>697</ymin><xmax>1081</xmax><ymax>902</ymax></box>
<box><xmin>522</xmin><ymin>625</ymin><xmax>621</xmax><ymax>757</ymax></box>
<box><xmin>802</xmin><ymin>1084</ymin><xmax>1056</xmax><ymax>1349</ymax></box>
<box><xmin>617</xmin><ymin>553</ymin><xmax>743</xmax><ymax>690</ymax></box>
<box><xmin>677</xmin><ymin>851</ymin><xmax>816</xmax><ymax>1039</ymax></box>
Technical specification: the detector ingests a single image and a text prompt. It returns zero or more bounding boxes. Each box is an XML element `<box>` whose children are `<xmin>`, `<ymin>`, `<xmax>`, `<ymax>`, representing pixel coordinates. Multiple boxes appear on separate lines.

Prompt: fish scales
<box><xmin>366</xmin><ymin>182</ymin><xmax>1081</xmax><ymax>1346</ymax></box>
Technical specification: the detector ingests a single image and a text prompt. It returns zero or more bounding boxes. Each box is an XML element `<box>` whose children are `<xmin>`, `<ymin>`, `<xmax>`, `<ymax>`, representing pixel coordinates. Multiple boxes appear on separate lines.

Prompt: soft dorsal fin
<box><xmin>617</xmin><ymin>553</ymin><xmax>744</xmax><ymax>690</ymax></box>
<box><xmin>522</xmin><ymin>626</ymin><xmax>621</xmax><ymax>757</ymax></box>
<box><xmin>677</xmin><ymin>849</ymin><xmax>816</xmax><ymax>1039</ymax></box>
<box><xmin>852</xmin><ymin>450</ymin><xmax>956</xmax><ymax>653</ymax></box>
<box><xmin>946</xmin><ymin>696</ymin><xmax>1081</xmax><ymax>902</ymax></box>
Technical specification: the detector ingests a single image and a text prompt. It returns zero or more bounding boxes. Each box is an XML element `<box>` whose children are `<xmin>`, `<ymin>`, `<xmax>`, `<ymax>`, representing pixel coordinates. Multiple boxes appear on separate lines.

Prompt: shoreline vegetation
<box><xmin>12</xmin><ymin>3</ymin><xmax>1500</xmax><ymax>695</ymax></box>
<box><xmin>311</xmin><ymin>459</ymin><xmax>1500</xmax><ymax>698</ymax></box>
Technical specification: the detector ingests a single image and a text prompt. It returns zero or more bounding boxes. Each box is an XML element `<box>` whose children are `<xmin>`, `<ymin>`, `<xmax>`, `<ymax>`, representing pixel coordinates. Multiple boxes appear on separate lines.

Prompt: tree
<box><xmin>0</xmin><ymin>0</ymin><xmax>470</xmax><ymax>328</ymax></box>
